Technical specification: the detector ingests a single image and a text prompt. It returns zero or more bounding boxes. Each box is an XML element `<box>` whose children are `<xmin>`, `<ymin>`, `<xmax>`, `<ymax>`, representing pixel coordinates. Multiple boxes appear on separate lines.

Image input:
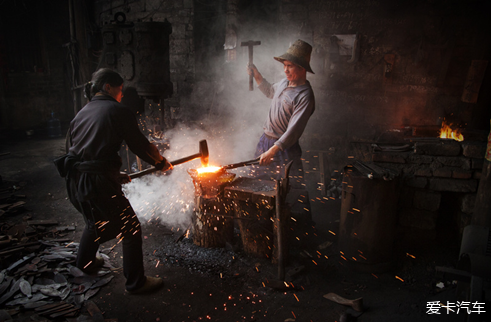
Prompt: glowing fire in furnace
<box><xmin>439</xmin><ymin>121</ymin><xmax>464</xmax><ymax>141</ymax></box>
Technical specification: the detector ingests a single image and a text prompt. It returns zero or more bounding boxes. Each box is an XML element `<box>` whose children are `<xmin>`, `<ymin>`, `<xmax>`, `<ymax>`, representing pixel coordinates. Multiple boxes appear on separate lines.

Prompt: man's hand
<box><xmin>155</xmin><ymin>158</ymin><xmax>173</xmax><ymax>172</ymax></box>
<box><xmin>259</xmin><ymin>145</ymin><xmax>280</xmax><ymax>165</ymax></box>
<box><xmin>247</xmin><ymin>63</ymin><xmax>263</xmax><ymax>85</ymax></box>
<box><xmin>118</xmin><ymin>172</ymin><xmax>131</xmax><ymax>185</ymax></box>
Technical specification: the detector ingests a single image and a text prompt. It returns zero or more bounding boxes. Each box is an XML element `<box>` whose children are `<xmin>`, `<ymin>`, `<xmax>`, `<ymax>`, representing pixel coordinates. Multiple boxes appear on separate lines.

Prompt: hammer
<box><xmin>241</xmin><ymin>40</ymin><xmax>261</xmax><ymax>91</ymax></box>
<box><xmin>129</xmin><ymin>140</ymin><xmax>209</xmax><ymax>179</ymax></box>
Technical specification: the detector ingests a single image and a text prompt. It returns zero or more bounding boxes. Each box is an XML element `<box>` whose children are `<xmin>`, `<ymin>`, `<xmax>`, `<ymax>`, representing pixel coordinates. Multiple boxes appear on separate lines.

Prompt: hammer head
<box><xmin>199</xmin><ymin>140</ymin><xmax>209</xmax><ymax>167</ymax></box>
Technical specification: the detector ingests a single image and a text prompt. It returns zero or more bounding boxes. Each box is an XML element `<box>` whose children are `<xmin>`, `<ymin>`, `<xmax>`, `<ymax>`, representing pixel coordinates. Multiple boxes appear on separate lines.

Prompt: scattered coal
<box><xmin>154</xmin><ymin>231</ymin><xmax>260</xmax><ymax>279</ymax></box>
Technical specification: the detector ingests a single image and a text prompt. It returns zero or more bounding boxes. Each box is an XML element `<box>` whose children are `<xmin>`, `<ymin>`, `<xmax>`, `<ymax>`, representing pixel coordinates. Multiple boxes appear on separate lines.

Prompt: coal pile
<box><xmin>155</xmin><ymin>230</ymin><xmax>261</xmax><ymax>279</ymax></box>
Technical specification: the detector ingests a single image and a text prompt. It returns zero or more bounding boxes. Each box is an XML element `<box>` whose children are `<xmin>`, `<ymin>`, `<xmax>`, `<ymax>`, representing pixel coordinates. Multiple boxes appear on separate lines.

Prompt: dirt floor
<box><xmin>0</xmin><ymin>130</ymin><xmax>489</xmax><ymax>322</ymax></box>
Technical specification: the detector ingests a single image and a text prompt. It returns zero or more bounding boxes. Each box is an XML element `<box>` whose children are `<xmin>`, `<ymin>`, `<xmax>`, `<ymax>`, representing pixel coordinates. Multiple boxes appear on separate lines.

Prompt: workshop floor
<box><xmin>0</xmin><ymin>130</ymin><xmax>485</xmax><ymax>322</ymax></box>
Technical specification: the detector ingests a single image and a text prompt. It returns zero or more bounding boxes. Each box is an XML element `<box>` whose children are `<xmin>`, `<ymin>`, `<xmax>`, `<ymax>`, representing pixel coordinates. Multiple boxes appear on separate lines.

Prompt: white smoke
<box><xmin>122</xmin><ymin>26</ymin><xmax>300</xmax><ymax>230</ymax></box>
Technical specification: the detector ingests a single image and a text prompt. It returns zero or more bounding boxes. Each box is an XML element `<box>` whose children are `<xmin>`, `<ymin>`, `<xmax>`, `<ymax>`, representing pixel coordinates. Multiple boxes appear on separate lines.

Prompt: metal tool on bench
<box><xmin>129</xmin><ymin>140</ymin><xmax>209</xmax><ymax>179</ymax></box>
<box><xmin>352</xmin><ymin>160</ymin><xmax>397</xmax><ymax>180</ymax></box>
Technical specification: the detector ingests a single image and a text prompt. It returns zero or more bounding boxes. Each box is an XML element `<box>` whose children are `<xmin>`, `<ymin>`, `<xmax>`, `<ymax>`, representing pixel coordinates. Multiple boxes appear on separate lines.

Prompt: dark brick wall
<box><xmin>1</xmin><ymin>0</ymin><xmax>71</xmax><ymax>131</ymax></box>
<box><xmin>373</xmin><ymin>139</ymin><xmax>485</xmax><ymax>231</ymax></box>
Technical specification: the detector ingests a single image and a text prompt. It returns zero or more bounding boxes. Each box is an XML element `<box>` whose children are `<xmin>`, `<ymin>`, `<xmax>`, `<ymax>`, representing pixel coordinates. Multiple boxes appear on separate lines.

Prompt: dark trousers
<box><xmin>67</xmin><ymin>173</ymin><xmax>146</xmax><ymax>291</ymax></box>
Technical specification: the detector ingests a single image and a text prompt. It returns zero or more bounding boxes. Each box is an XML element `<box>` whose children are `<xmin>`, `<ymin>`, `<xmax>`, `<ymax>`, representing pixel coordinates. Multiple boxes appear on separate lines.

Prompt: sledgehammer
<box><xmin>129</xmin><ymin>140</ymin><xmax>209</xmax><ymax>179</ymax></box>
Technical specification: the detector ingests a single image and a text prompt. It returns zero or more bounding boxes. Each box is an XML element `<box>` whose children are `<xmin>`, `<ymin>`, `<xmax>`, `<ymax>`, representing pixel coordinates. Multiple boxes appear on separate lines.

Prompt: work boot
<box><xmin>127</xmin><ymin>276</ymin><xmax>164</xmax><ymax>295</ymax></box>
<box><xmin>82</xmin><ymin>256</ymin><xmax>104</xmax><ymax>274</ymax></box>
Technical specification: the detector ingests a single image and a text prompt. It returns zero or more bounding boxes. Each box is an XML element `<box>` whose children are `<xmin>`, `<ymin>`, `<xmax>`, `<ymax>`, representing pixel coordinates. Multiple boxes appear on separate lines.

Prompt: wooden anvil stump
<box><xmin>193</xmin><ymin>195</ymin><xmax>234</xmax><ymax>248</ymax></box>
<box><xmin>188</xmin><ymin>169</ymin><xmax>236</xmax><ymax>248</ymax></box>
<box><xmin>224</xmin><ymin>177</ymin><xmax>278</xmax><ymax>259</ymax></box>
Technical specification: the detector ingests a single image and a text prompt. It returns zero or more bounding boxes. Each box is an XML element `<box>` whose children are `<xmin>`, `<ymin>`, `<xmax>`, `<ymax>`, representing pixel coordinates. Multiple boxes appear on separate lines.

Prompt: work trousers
<box><xmin>67</xmin><ymin>171</ymin><xmax>146</xmax><ymax>291</ymax></box>
<box><xmin>254</xmin><ymin>133</ymin><xmax>312</xmax><ymax>221</ymax></box>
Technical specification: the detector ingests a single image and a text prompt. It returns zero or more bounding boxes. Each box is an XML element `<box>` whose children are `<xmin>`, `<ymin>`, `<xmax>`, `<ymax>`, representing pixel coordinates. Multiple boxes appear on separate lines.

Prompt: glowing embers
<box><xmin>195</xmin><ymin>166</ymin><xmax>223</xmax><ymax>174</ymax></box>
<box><xmin>439</xmin><ymin>120</ymin><xmax>464</xmax><ymax>141</ymax></box>
<box><xmin>187</xmin><ymin>166</ymin><xmax>236</xmax><ymax>199</ymax></box>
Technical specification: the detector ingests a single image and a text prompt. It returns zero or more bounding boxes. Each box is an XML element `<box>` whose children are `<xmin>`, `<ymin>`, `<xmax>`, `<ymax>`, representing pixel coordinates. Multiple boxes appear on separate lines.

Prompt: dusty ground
<box><xmin>0</xmin><ymin>130</ymin><xmax>488</xmax><ymax>322</ymax></box>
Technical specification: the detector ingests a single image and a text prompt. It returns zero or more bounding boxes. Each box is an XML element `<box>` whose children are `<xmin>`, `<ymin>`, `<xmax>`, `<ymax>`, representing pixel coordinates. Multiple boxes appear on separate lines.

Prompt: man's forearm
<box><xmin>259</xmin><ymin>144</ymin><xmax>280</xmax><ymax>165</ymax></box>
<box><xmin>253</xmin><ymin>70</ymin><xmax>263</xmax><ymax>85</ymax></box>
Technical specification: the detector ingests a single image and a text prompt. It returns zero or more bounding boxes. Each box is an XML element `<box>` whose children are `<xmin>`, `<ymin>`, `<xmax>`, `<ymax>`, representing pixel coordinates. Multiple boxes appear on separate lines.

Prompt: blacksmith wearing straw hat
<box><xmin>247</xmin><ymin>39</ymin><xmax>315</xmax><ymax>184</ymax></box>
<box><xmin>248</xmin><ymin>39</ymin><xmax>315</xmax><ymax>176</ymax></box>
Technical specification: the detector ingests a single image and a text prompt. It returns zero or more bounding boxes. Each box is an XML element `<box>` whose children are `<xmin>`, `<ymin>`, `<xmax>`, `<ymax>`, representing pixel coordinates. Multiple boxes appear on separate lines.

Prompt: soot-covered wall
<box><xmin>0</xmin><ymin>0</ymin><xmax>71</xmax><ymax>132</ymax></box>
<box><xmin>237</xmin><ymin>0</ymin><xmax>491</xmax><ymax>175</ymax></box>
<box><xmin>89</xmin><ymin>0</ymin><xmax>491</xmax><ymax>191</ymax></box>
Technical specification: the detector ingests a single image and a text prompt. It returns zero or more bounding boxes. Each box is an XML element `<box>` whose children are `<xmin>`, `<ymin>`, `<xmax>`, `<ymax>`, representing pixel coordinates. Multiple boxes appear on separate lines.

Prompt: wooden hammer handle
<box><xmin>249</xmin><ymin>46</ymin><xmax>254</xmax><ymax>91</ymax></box>
<box><xmin>129</xmin><ymin>153</ymin><xmax>201</xmax><ymax>179</ymax></box>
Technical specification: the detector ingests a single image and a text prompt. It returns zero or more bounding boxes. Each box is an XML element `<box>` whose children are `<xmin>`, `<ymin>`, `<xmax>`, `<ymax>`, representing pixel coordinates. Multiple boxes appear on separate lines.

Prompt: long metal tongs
<box><xmin>221</xmin><ymin>157</ymin><xmax>260</xmax><ymax>170</ymax></box>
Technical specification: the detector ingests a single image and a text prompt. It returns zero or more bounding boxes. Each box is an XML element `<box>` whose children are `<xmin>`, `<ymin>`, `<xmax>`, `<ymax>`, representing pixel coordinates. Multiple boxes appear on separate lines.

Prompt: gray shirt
<box><xmin>258</xmin><ymin>78</ymin><xmax>315</xmax><ymax>151</ymax></box>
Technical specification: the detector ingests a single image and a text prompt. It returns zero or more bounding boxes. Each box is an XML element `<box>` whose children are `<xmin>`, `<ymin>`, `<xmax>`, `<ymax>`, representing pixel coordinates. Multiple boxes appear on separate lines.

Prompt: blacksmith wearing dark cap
<box><xmin>247</xmin><ymin>39</ymin><xmax>315</xmax><ymax>220</ymax></box>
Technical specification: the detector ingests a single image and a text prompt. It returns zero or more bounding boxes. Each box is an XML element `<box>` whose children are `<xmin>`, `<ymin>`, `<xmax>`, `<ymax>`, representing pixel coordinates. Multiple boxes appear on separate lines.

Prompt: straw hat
<box><xmin>274</xmin><ymin>39</ymin><xmax>314</xmax><ymax>74</ymax></box>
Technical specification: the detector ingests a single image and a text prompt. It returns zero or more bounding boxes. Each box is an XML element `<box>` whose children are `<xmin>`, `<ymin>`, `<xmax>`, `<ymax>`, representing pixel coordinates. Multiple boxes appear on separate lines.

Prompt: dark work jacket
<box><xmin>55</xmin><ymin>95</ymin><xmax>162</xmax><ymax>202</ymax></box>
<box><xmin>68</xmin><ymin>95</ymin><xmax>161</xmax><ymax>166</ymax></box>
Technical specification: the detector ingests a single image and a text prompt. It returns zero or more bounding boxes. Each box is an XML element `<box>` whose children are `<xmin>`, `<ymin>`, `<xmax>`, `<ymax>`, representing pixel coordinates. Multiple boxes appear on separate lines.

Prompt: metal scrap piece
<box><xmin>60</xmin><ymin>286</ymin><xmax>70</xmax><ymax>300</ymax></box>
<box><xmin>53</xmin><ymin>273</ymin><xmax>67</xmax><ymax>284</ymax></box>
<box><xmin>70</xmin><ymin>275</ymin><xmax>99</xmax><ymax>287</ymax></box>
<box><xmin>0</xmin><ymin>277</ymin><xmax>12</xmax><ymax>297</ymax></box>
<box><xmin>69</xmin><ymin>266</ymin><xmax>84</xmax><ymax>277</ymax></box>
<box><xmin>73</xmin><ymin>293</ymin><xmax>84</xmax><ymax>306</ymax></box>
<box><xmin>23</xmin><ymin>300</ymin><xmax>51</xmax><ymax>309</ymax></box>
<box><xmin>5</xmin><ymin>293</ymin><xmax>47</xmax><ymax>306</ymax></box>
<box><xmin>6</xmin><ymin>253</ymin><xmax>35</xmax><ymax>273</ymax></box>
<box><xmin>84</xmin><ymin>287</ymin><xmax>99</xmax><ymax>301</ymax></box>
<box><xmin>90</xmin><ymin>275</ymin><xmax>113</xmax><ymax>289</ymax></box>
<box><xmin>71</xmin><ymin>282</ymin><xmax>92</xmax><ymax>295</ymax></box>
<box><xmin>32</xmin><ymin>282</ymin><xmax>66</xmax><ymax>292</ymax></box>
<box><xmin>33</xmin><ymin>277</ymin><xmax>55</xmax><ymax>285</ymax></box>
<box><xmin>40</xmin><ymin>288</ymin><xmax>62</xmax><ymax>297</ymax></box>
<box><xmin>0</xmin><ymin>278</ymin><xmax>22</xmax><ymax>305</ymax></box>
<box><xmin>19</xmin><ymin>278</ymin><xmax>32</xmax><ymax>298</ymax></box>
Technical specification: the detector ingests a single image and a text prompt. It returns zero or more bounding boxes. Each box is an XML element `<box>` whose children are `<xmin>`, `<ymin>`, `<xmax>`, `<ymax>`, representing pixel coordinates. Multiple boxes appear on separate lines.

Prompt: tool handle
<box><xmin>222</xmin><ymin>157</ymin><xmax>260</xmax><ymax>170</ymax></box>
<box><xmin>128</xmin><ymin>167</ymin><xmax>158</xmax><ymax>179</ymax></box>
<box><xmin>249</xmin><ymin>46</ymin><xmax>254</xmax><ymax>91</ymax></box>
<box><xmin>128</xmin><ymin>153</ymin><xmax>201</xmax><ymax>179</ymax></box>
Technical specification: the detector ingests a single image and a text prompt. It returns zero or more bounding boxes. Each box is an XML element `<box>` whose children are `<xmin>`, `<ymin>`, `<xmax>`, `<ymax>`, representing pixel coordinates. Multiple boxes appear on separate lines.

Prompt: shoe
<box><xmin>82</xmin><ymin>256</ymin><xmax>104</xmax><ymax>274</ymax></box>
<box><xmin>127</xmin><ymin>276</ymin><xmax>164</xmax><ymax>294</ymax></box>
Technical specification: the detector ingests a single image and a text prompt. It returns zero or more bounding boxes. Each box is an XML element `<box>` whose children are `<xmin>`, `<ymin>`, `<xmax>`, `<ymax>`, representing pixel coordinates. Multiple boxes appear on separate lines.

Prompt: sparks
<box><xmin>293</xmin><ymin>294</ymin><xmax>299</xmax><ymax>302</ymax></box>
<box><xmin>84</xmin><ymin>261</ymin><xmax>93</xmax><ymax>269</ymax></box>
<box><xmin>395</xmin><ymin>276</ymin><xmax>404</xmax><ymax>282</ymax></box>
